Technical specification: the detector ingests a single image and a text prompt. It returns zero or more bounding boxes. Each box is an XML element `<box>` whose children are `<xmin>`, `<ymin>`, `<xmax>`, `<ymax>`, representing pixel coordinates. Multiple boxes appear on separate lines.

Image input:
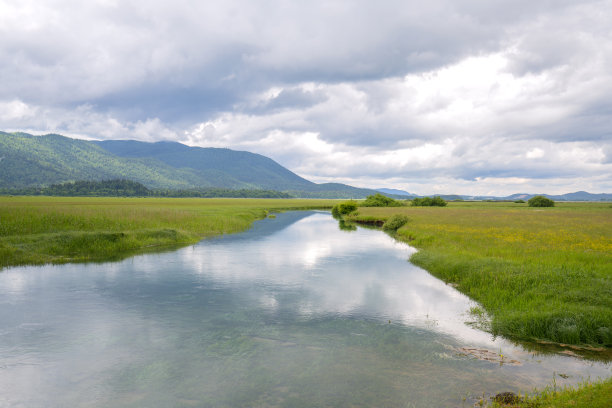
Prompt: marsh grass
<box><xmin>347</xmin><ymin>202</ymin><xmax>612</xmax><ymax>347</ymax></box>
<box><xmin>488</xmin><ymin>377</ymin><xmax>612</xmax><ymax>408</ymax></box>
<box><xmin>0</xmin><ymin>196</ymin><xmax>335</xmax><ymax>268</ymax></box>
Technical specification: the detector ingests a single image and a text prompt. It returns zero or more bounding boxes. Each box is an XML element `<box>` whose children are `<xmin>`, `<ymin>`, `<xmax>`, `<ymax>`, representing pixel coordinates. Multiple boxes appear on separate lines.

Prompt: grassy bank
<box><xmin>489</xmin><ymin>377</ymin><xmax>612</xmax><ymax>408</ymax></box>
<box><xmin>346</xmin><ymin>201</ymin><xmax>612</xmax><ymax>348</ymax></box>
<box><xmin>0</xmin><ymin>196</ymin><xmax>335</xmax><ymax>268</ymax></box>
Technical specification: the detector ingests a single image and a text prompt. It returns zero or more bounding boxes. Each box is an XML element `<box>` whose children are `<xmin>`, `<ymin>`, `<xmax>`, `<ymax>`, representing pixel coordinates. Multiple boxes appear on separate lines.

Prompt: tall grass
<box><xmin>0</xmin><ymin>196</ymin><xmax>335</xmax><ymax>267</ymax></box>
<box><xmin>489</xmin><ymin>377</ymin><xmax>612</xmax><ymax>408</ymax></box>
<box><xmin>347</xmin><ymin>202</ymin><xmax>612</xmax><ymax>347</ymax></box>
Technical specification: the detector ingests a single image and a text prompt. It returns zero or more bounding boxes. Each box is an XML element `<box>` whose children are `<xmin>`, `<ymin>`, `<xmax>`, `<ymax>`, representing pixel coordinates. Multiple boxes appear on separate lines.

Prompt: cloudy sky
<box><xmin>1</xmin><ymin>0</ymin><xmax>611</xmax><ymax>195</ymax></box>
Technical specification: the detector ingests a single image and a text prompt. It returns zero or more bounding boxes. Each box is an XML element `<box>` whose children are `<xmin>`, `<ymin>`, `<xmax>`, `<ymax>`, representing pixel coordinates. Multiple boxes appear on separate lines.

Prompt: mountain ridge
<box><xmin>2</xmin><ymin>131</ymin><xmax>610</xmax><ymax>200</ymax></box>
<box><xmin>0</xmin><ymin>131</ymin><xmax>385</xmax><ymax>198</ymax></box>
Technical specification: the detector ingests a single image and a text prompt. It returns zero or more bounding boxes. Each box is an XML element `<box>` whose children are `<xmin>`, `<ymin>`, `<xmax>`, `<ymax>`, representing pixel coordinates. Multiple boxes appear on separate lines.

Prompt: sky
<box><xmin>1</xmin><ymin>0</ymin><xmax>611</xmax><ymax>195</ymax></box>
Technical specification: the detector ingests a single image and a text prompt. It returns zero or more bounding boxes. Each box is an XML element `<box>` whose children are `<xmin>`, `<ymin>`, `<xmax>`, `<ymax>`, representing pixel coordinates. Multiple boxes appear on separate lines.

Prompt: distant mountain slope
<box><xmin>490</xmin><ymin>192</ymin><xmax>612</xmax><ymax>201</ymax></box>
<box><xmin>0</xmin><ymin>132</ymin><xmax>216</xmax><ymax>189</ymax></box>
<box><xmin>376</xmin><ymin>188</ymin><xmax>417</xmax><ymax>197</ymax></box>
<box><xmin>0</xmin><ymin>131</ymin><xmax>387</xmax><ymax>198</ymax></box>
<box><xmin>456</xmin><ymin>192</ymin><xmax>612</xmax><ymax>201</ymax></box>
<box><xmin>95</xmin><ymin>140</ymin><xmax>315</xmax><ymax>191</ymax></box>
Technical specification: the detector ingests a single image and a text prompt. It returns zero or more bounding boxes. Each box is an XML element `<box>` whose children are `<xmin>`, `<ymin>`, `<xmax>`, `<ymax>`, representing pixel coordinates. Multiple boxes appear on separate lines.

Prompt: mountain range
<box><xmin>1</xmin><ymin>131</ymin><xmax>610</xmax><ymax>200</ymax></box>
<box><xmin>0</xmin><ymin>131</ymin><xmax>383</xmax><ymax>198</ymax></box>
<box><xmin>374</xmin><ymin>189</ymin><xmax>612</xmax><ymax>202</ymax></box>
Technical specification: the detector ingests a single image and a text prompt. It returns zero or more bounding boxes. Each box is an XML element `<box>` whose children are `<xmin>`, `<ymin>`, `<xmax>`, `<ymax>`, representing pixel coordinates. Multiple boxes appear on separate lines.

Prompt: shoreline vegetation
<box><xmin>344</xmin><ymin>201</ymin><xmax>611</xmax><ymax>350</ymax></box>
<box><xmin>0</xmin><ymin>196</ymin><xmax>335</xmax><ymax>268</ymax></box>
<box><xmin>2</xmin><ymin>196</ymin><xmax>610</xmax><ymax>406</ymax></box>
<box><xmin>338</xmin><ymin>198</ymin><xmax>611</xmax><ymax>407</ymax></box>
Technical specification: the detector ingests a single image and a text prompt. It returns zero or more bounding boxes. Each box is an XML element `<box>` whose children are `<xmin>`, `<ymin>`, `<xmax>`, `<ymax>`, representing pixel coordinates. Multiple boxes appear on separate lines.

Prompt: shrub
<box><xmin>331</xmin><ymin>201</ymin><xmax>358</xmax><ymax>218</ymax></box>
<box><xmin>382</xmin><ymin>215</ymin><xmax>410</xmax><ymax>232</ymax></box>
<box><xmin>514</xmin><ymin>199</ymin><xmax>525</xmax><ymax>203</ymax></box>
<box><xmin>528</xmin><ymin>195</ymin><xmax>555</xmax><ymax>207</ymax></box>
<box><xmin>411</xmin><ymin>196</ymin><xmax>447</xmax><ymax>207</ymax></box>
<box><xmin>361</xmin><ymin>193</ymin><xmax>404</xmax><ymax>207</ymax></box>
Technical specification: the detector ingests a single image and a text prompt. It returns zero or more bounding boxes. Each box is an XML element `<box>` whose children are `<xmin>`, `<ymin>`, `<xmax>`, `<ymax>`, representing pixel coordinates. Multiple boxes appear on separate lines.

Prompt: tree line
<box><xmin>0</xmin><ymin>179</ymin><xmax>293</xmax><ymax>198</ymax></box>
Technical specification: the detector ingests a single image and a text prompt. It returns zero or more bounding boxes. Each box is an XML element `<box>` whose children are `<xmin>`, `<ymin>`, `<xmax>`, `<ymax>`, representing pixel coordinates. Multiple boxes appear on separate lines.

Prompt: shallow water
<box><xmin>0</xmin><ymin>211</ymin><xmax>609</xmax><ymax>407</ymax></box>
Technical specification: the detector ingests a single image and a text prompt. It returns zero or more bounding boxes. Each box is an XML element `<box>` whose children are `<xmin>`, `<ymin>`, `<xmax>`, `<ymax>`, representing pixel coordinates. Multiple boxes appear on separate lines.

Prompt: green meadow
<box><xmin>346</xmin><ymin>201</ymin><xmax>612</xmax><ymax>348</ymax></box>
<box><xmin>0</xmin><ymin>196</ymin><xmax>335</xmax><ymax>268</ymax></box>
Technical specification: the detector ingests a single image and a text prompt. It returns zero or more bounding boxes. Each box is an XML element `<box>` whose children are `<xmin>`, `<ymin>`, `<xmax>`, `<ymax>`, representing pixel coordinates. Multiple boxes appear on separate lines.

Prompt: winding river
<box><xmin>0</xmin><ymin>211</ymin><xmax>609</xmax><ymax>407</ymax></box>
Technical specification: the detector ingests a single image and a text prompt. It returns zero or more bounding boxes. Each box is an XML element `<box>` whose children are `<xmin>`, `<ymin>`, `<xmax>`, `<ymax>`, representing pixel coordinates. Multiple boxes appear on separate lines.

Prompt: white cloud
<box><xmin>526</xmin><ymin>148</ymin><xmax>544</xmax><ymax>159</ymax></box>
<box><xmin>0</xmin><ymin>100</ymin><xmax>177</xmax><ymax>142</ymax></box>
<box><xmin>183</xmin><ymin>46</ymin><xmax>612</xmax><ymax>194</ymax></box>
<box><xmin>0</xmin><ymin>100</ymin><xmax>36</xmax><ymax>121</ymax></box>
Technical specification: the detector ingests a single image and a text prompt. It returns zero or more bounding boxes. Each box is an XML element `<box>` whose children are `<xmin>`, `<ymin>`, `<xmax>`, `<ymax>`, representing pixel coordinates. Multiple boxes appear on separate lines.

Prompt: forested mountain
<box><xmin>0</xmin><ymin>132</ymin><xmax>383</xmax><ymax>198</ymax></box>
<box><xmin>0</xmin><ymin>132</ymin><xmax>219</xmax><ymax>189</ymax></box>
<box><xmin>95</xmin><ymin>139</ymin><xmax>315</xmax><ymax>191</ymax></box>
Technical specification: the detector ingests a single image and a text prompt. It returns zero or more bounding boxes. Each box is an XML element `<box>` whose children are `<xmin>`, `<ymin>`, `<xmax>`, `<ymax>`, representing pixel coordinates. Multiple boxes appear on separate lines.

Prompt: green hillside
<box><xmin>0</xmin><ymin>132</ymin><xmax>385</xmax><ymax>198</ymax></box>
<box><xmin>95</xmin><ymin>139</ymin><xmax>315</xmax><ymax>191</ymax></box>
<box><xmin>0</xmin><ymin>132</ymin><xmax>222</xmax><ymax>189</ymax></box>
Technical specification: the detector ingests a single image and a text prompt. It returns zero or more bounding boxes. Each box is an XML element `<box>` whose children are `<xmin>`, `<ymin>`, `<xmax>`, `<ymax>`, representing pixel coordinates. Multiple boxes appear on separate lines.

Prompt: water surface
<box><xmin>0</xmin><ymin>211</ymin><xmax>609</xmax><ymax>407</ymax></box>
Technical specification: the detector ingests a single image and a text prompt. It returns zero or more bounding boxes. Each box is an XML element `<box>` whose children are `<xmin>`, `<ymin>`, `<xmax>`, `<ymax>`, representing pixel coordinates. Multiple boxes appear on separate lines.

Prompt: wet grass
<box><xmin>0</xmin><ymin>196</ymin><xmax>335</xmax><ymax>268</ymax></box>
<box><xmin>488</xmin><ymin>377</ymin><xmax>612</xmax><ymax>408</ymax></box>
<box><xmin>346</xmin><ymin>201</ymin><xmax>612</xmax><ymax>348</ymax></box>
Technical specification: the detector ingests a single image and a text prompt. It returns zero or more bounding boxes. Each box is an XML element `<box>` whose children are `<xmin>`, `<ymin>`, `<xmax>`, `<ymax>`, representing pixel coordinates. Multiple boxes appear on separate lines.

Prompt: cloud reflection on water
<box><xmin>174</xmin><ymin>212</ymin><xmax>491</xmax><ymax>345</ymax></box>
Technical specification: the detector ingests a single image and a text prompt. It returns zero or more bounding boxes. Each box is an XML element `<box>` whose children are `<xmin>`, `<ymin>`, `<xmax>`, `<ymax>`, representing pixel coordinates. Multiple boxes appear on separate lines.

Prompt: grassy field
<box><xmin>346</xmin><ymin>201</ymin><xmax>612</xmax><ymax>348</ymax></box>
<box><xmin>0</xmin><ymin>196</ymin><xmax>336</xmax><ymax>268</ymax></box>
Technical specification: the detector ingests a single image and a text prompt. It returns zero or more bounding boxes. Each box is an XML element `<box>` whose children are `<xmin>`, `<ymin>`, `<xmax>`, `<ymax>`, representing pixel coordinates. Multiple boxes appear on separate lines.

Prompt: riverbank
<box><xmin>345</xmin><ymin>201</ymin><xmax>611</xmax><ymax>349</ymax></box>
<box><xmin>0</xmin><ymin>196</ymin><xmax>335</xmax><ymax>268</ymax></box>
<box><xmin>489</xmin><ymin>377</ymin><xmax>612</xmax><ymax>408</ymax></box>
<box><xmin>347</xmin><ymin>201</ymin><xmax>612</xmax><ymax>406</ymax></box>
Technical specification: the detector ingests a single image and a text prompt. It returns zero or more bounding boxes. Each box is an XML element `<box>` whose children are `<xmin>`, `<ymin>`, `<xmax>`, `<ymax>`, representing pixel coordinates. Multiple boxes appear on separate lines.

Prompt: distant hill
<box><xmin>0</xmin><ymin>131</ymin><xmax>386</xmax><ymax>198</ymax></box>
<box><xmin>502</xmin><ymin>191</ymin><xmax>612</xmax><ymax>201</ymax></box>
<box><xmin>467</xmin><ymin>192</ymin><xmax>612</xmax><ymax>202</ymax></box>
<box><xmin>376</xmin><ymin>188</ymin><xmax>417</xmax><ymax>197</ymax></box>
<box><xmin>435</xmin><ymin>192</ymin><xmax>612</xmax><ymax>202</ymax></box>
<box><xmin>0</xmin><ymin>132</ymin><xmax>216</xmax><ymax>189</ymax></box>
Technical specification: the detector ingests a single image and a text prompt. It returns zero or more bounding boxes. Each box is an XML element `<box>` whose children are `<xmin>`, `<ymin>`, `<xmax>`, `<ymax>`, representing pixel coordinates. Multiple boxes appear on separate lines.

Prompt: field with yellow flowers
<box><xmin>347</xmin><ymin>201</ymin><xmax>612</xmax><ymax>348</ymax></box>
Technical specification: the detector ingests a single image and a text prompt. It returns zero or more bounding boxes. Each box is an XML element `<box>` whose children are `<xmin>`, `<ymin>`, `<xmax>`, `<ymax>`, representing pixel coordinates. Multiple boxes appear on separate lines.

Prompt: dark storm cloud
<box><xmin>0</xmin><ymin>0</ymin><xmax>582</xmax><ymax>123</ymax></box>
